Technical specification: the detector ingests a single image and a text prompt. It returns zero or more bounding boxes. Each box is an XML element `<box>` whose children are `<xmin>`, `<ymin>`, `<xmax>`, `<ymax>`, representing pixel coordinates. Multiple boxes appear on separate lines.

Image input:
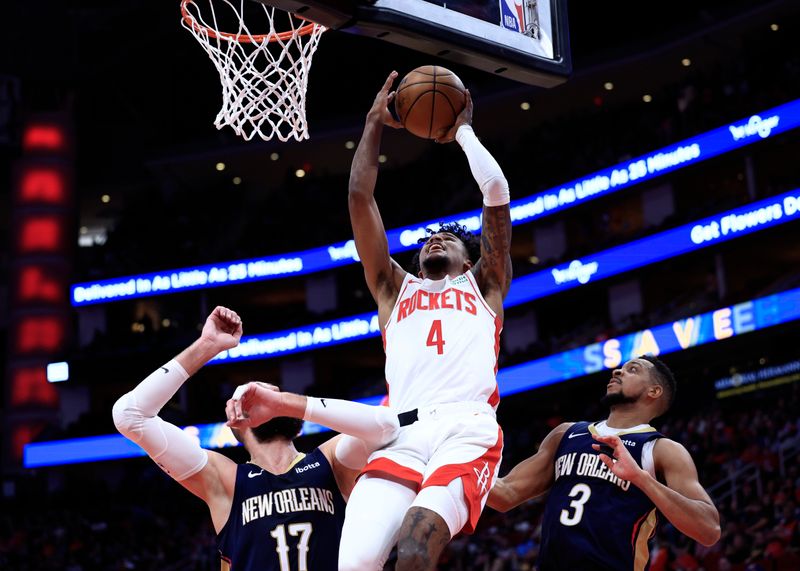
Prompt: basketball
<box><xmin>395</xmin><ymin>65</ymin><xmax>466</xmax><ymax>140</ymax></box>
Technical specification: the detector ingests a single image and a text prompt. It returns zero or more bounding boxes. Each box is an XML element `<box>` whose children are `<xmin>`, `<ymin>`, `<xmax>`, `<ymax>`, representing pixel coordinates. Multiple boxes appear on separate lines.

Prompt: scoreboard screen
<box><xmin>257</xmin><ymin>0</ymin><xmax>571</xmax><ymax>86</ymax></box>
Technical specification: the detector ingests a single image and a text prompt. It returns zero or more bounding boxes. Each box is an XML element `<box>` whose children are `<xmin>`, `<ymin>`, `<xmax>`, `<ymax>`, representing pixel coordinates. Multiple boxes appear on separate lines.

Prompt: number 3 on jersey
<box><xmin>426</xmin><ymin>320</ymin><xmax>445</xmax><ymax>354</ymax></box>
<box><xmin>560</xmin><ymin>483</ymin><xmax>592</xmax><ymax>526</ymax></box>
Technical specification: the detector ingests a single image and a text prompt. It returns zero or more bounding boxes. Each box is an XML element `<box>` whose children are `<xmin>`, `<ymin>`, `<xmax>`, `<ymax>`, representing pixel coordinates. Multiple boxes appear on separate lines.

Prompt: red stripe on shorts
<box><xmin>361</xmin><ymin>457</ymin><xmax>423</xmax><ymax>490</ymax></box>
<box><xmin>421</xmin><ymin>426</ymin><xmax>504</xmax><ymax>534</ymax></box>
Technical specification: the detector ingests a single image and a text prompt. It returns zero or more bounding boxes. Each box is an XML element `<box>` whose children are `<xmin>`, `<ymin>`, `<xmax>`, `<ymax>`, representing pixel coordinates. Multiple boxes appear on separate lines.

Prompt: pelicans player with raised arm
<box><xmin>113</xmin><ymin>307</ymin><xmax>400</xmax><ymax>571</ymax></box>
<box><xmin>341</xmin><ymin>71</ymin><xmax>513</xmax><ymax>571</ymax></box>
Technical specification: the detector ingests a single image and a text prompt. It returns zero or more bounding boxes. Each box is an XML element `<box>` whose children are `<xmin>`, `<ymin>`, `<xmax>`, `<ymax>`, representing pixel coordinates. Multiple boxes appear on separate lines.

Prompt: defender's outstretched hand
<box><xmin>226</xmin><ymin>381</ymin><xmax>282</xmax><ymax>428</ymax></box>
<box><xmin>592</xmin><ymin>434</ymin><xmax>647</xmax><ymax>485</ymax></box>
<box><xmin>368</xmin><ymin>71</ymin><xmax>403</xmax><ymax>129</ymax></box>
<box><xmin>201</xmin><ymin>306</ymin><xmax>243</xmax><ymax>353</ymax></box>
<box><xmin>435</xmin><ymin>89</ymin><xmax>473</xmax><ymax>144</ymax></box>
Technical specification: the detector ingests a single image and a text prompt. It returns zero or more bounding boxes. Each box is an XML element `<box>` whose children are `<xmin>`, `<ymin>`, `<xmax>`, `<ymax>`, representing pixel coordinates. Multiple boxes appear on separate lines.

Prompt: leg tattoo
<box><xmin>395</xmin><ymin>507</ymin><xmax>451</xmax><ymax>571</ymax></box>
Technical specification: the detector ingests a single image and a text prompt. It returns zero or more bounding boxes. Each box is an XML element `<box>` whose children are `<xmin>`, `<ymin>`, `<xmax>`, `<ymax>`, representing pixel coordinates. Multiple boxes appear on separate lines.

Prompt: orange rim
<box><xmin>181</xmin><ymin>0</ymin><xmax>319</xmax><ymax>43</ymax></box>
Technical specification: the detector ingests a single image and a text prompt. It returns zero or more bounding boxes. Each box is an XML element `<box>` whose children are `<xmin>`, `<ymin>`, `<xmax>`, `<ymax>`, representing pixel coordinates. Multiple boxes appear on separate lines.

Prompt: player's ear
<box><xmin>463</xmin><ymin>259</ymin><xmax>473</xmax><ymax>271</ymax></box>
<box><xmin>648</xmin><ymin>384</ymin><xmax>664</xmax><ymax>401</ymax></box>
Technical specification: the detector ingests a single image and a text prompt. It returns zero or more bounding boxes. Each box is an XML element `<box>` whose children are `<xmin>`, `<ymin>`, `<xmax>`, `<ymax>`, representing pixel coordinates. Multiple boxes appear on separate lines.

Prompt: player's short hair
<box><xmin>410</xmin><ymin>222</ymin><xmax>481</xmax><ymax>274</ymax></box>
<box><xmin>640</xmin><ymin>355</ymin><xmax>677</xmax><ymax>412</ymax></box>
<box><xmin>250</xmin><ymin>417</ymin><xmax>304</xmax><ymax>442</ymax></box>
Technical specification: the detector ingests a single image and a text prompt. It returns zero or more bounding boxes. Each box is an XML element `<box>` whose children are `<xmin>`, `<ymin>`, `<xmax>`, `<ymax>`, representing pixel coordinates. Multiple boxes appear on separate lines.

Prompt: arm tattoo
<box><xmin>480</xmin><ymin>204</ymin><xmax>513</xmax><ymax>289</ymax></box>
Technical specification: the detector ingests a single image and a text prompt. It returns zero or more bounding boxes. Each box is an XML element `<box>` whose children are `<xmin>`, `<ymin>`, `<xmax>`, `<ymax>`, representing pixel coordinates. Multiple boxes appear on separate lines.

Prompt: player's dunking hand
<box><xmin>435</xmin><ymin>89</ymin><xmax>473</xmax><ymax>144</ymax></box>
<box><xmin>592</xmin><ymin>434</ymin><xmax>648</xmax><ymax>485</ymax></box>
<box><xmin>368</xmin><ymin>71</ymin><xmax>403</xmax><ymax>129</ymax></box>
<box><xmin>225</xmin><ymin>381</ymin><xmax>282</xmax><ymax>428</ymax></box>
<box><xmin>201</xmin><ymin>306</ymin><xmax>243</xmax><ymax>353</ymax></box>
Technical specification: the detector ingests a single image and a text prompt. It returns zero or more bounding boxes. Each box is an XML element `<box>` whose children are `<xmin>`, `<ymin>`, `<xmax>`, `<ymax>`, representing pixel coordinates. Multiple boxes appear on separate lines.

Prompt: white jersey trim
<box><xmin>594</xmin><ymin>420</ymin><xmax>658</xmax><ymax>479</ymax></box>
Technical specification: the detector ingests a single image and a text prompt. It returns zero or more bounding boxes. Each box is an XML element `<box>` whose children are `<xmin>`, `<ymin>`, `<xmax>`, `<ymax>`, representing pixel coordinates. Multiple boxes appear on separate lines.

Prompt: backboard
<box><xmin>258</xmin><ymin>0</ymin><xmax>571</xmax><ymax>87</ymax></box>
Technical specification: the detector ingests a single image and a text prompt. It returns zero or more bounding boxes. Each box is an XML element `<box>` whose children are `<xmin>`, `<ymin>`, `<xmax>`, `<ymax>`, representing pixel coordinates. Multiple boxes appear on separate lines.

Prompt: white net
<box><xmin>181</xmin><ymin>0</ymin><xmax>326</xmax><ymax>142</ymax></box>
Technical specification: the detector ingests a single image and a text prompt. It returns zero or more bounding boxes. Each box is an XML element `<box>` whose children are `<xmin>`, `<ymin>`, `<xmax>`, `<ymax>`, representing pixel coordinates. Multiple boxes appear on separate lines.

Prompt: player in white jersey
<box><xmin>345</xmin><ymin>71</ymin><xmax>512</xmax><ymax>571</ymax></box>
<box><xmin>384</xmin><ymin>270</ymin><xmax>501</xmax><ymax>412</ymax></box>
<box><xmin>227</xmin><ymin>71</ymin><xmax>511</xmax><ymax>571</ymax></box>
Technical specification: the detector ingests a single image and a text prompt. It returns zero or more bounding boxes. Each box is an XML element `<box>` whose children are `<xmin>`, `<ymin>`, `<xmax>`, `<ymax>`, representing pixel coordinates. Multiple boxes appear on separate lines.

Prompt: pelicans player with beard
<box><xmin>113</xmin><ymin>306</ymin><xmax>400</xmax><ymax>571</ymax></box>
<box><xmin>488</xmin><ymin>356</ymin><xmax>721</xmax><ymax>571</ymax></box>
<box><xmin>342</xmin><ymin>71</ymin><xmax>512</xmax><ymax>571</ymax></box>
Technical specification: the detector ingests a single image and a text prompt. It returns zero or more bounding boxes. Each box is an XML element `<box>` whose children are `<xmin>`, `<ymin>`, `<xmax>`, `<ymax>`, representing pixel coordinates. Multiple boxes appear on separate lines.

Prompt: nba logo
<box><xmin>499</xmin><ymin>0</ymin><xmax>525</xmax><ymax>33</ymax></box>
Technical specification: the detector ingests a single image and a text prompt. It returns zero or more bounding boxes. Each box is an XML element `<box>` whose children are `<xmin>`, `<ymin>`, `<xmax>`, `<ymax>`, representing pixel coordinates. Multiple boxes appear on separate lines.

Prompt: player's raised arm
<box><xmin>488</xmin><ymin>423</ymin><xmax>572</xmax><ymax>512</ymax></box>
<box><xmin>349</xmin><ymin>71</ymin><xmax>406</xmax><ymax>307</ymax></box>
<box><xmin>593</xmin><ymin>434</ymin><xmax>721</xmax><ymax>546</ymax></box>
<box><xmin>440</xmin><ymin>91</ymin><xmax>512</xmax><ymax>314</ymax></box>
<box><xmin>112</xmin><ymin>306</ymin><xmax>243</xmax><ymax>532</ymax></box>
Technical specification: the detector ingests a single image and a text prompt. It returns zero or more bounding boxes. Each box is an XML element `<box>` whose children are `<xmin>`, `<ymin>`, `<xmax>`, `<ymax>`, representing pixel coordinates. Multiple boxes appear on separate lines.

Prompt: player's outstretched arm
<box><xmin>226</xmin><ymin>385</ymin><xmax>400</xmax><ymax>450</ymax></box>
<box><xmin>227</xmin><ymin>386</ymin><xmax>400</xmax><ymax>500</ymax></box>
<box><xmin>593</xmin><ymin>435</ymin><xmax>721</xmax><ymax>546</ymax></box>
<box><xmin>488</xmin><ymin>423</ymin><xmax>572</xmax><ymax>512</ymax></box>
<box><xmin>441</xmin><ymin>92</ymin><xmax>512</xmax><ymax>312</ymax></box>
<box><xmin>112</xmin><ymin>306</ymin><xmax>243</xmax><ymax>532</ymax></box>
<box><xmin>349</xmin><ymin>71</ymin><xmax>406</xmax><ymax>308</ymax></box>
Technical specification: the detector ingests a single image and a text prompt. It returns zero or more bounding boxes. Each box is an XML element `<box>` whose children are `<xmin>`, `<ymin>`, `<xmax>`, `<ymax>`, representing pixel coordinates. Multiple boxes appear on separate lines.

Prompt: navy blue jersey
<box><xmin>217</xmin><ymin>448</ymin><xmax>346</xmax><ymax>571</ymax></box>
<box><xmin>538</xmin><ymin>422</ymin><xmax>663</xmax><ymax>571</ymax></box>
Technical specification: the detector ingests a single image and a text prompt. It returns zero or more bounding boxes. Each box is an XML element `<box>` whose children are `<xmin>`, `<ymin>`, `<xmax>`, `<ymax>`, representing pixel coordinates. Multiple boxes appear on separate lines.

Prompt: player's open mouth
<box><xmin>429</xmin><ymin>245</ymin><xmax>444</xmax><ymax>252</ymax></box>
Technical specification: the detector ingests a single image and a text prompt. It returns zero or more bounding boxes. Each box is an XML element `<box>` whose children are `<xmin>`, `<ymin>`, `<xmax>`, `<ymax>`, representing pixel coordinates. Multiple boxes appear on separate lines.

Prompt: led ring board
<box><xmin>258</xmin><ymin>0</ymin><xmax>571</xmax><ymax>86</ymax></box>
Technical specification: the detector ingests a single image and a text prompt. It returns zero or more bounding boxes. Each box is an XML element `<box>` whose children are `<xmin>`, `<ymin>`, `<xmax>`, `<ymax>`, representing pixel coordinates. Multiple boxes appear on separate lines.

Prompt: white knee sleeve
<box><xmin>112</xmin><ymin>360</ymin><xmax>208</xmax><ymax>481</ymax></box>
<box><xmin>412</xmin><ymin>478</ymin><xmax>469</xmax><ymax>538</ymax></box>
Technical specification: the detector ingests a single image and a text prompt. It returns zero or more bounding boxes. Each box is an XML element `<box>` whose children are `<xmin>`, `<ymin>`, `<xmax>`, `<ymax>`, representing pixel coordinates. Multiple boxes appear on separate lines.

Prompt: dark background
<box><xmin>1</xmin><ymin>1</ymin><xmax>800</xmax><ymax>569</ymax></box>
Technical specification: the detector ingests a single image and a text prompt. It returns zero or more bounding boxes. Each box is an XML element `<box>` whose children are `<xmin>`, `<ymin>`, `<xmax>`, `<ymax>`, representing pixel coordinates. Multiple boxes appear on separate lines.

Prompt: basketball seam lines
<box><xmin>405</xmin><ymin>69</ymin><xmax>454</xmax><ymax>77</ymax></box>
<box><xmin>428</xmin><ymin>66</ymin><xmax>437</xmax><ymax>138</ymax></box>
<box><xmin>397</xmin><ymin>84</ymin><xmax>462</xmax><ymax>116</ymax></box>
<box><xmin>402</xmin><ymin>91</ymin><xmax>435</xmax><ymax>125</ymax></box>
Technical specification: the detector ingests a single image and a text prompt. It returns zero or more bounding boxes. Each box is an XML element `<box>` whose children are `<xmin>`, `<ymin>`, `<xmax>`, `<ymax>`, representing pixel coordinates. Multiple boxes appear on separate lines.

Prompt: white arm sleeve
<box><xmin>304</xmin><ymin>397</ymin><xmax>400</xmax><ymax>448</ymax></box>
<box><xmin>456</xmin><ymin>124</ymin><xmax>510</xmax><ymax>207</ymax></box>
<box><xmin>112</xmin><ymin>359</ymin><xmax>208</xmax><ymax>481</ymax></box>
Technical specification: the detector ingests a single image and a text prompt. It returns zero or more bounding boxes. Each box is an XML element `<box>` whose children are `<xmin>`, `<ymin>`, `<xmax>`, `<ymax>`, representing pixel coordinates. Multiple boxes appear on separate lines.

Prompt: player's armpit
<box><xmin>320</xmin><ymin>435</ymin><xmax>363</xmax><ymax>500</ymax></box>
<box><xmin>487</xmin><ymin>422</ymin><xmax>572</xmax><ymax>512</ymax></box>
<box><xmin>180</xmin><ymin>450</ymin><xmax>238</xmax><ymax>533</ymax></box>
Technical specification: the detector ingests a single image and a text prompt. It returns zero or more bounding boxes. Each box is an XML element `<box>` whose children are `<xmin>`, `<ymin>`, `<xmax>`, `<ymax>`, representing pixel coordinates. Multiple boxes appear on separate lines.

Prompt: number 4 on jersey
<box><xmin>426</xmin><ymin>319</ymin><xmax>445</xmax><ymax>354</ymax></box>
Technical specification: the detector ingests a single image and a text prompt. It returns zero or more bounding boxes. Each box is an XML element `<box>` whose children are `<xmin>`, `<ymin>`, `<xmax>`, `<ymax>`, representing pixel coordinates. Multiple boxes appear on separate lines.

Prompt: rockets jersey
<box><xmin>217</xmin><ymin>448</ymin><xmax>346</xmax><ymax>571</ymax></box>
<box><xmin>538</xmin><ymin>422</ymin><xmax>663</xmax><ymax>571</ymax></box>
<box><xmin>383</xmin><ymin>272</ymin><xmax>502</xmax><ymax>412</ymax></box>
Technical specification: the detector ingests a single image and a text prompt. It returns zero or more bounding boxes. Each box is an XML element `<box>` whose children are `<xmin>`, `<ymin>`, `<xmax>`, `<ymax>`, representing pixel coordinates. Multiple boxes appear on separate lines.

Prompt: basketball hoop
<box><xmin>180</xmin><ymin>0</ymin><xmax>326</xmax><ymax>142</ymax></box>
